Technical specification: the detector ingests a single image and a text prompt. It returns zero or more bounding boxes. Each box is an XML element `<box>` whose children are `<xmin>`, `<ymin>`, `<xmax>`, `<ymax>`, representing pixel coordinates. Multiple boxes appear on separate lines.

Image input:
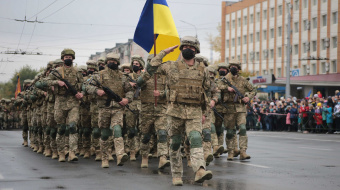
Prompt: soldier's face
<box><xmin>63</xmin><ymin>55</ymin><xmax>73</xmax><ymax>60</ymax></box>
<box><xmin>107</xmin><ymin>60</ymin><xmax>117</xmax><ymax>65</ymax></box>
<box><xmin>182</xmin><ymin>45</ymin><xmax>196</xmax><ymax>52</ymax></box>
<box><xmin>133</xmin><ymin>61</ymin><xmax>140</xmax><ymax>67</ymax></box>
<box><xmin>124</xmin><ymin>69</ymin><xmax>131</xmax><ymax>74</ymax></box>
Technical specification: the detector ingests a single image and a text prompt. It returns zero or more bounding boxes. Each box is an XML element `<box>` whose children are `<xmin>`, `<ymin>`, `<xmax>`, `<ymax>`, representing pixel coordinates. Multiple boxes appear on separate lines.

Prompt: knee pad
<box><xmin>226</xmin><ymin>129</ymin><xmax>235</xmax><ymax>140</ymax></box>
<box><xmin>202</xmin><ymin>129</ymin><xmax>211</xmax><ymax>142</ymax></box>
<box><xmin>112</xmin><ymin>125</ymin><xmax>122</xmax><ymax>138</ymax></box>
<box><xmin>92</xmin><ymin>127</ymin><xmax>101</xmax><ymax>139</ymax></box>
<box><xmin>239</xmin><ymin>124</ymin><xmax>247</xmax><ymax>136</ymax></box>
<box><xmin>157</xmin><ymin>129</ymin><xmax>167</xmax><ymax>143</ymax></box>
<box><xmin>216</xmin><ymin>125</ymin><xmax>223</xmax><ymax>136</ymax></box>
<box><xmin>141</xmin><ymin>133</ymin><xmax>151</xmax><ymax>144</ymax></box>
<box><xmin>170</xmin><ymin>135</ymin><xmax>182</xmax><ymax>151</ymax></box>
<box><xmin>101</xmin><ymin>128</ymin><xmax>112</xmax><ymax>141</ymax></box>
<box><xmin>189</xmin><ymin>131</ymin><xmax>202</xmax><ymax>148</ymax></box>
<box><xmin>127</xmin><ymin>127</ymin><xmax>136</xmax><ymax>139</ymax></box>
<box><xmin>45</xmin><ymin>126</ymin><xmax>51</xmax><ymax>135</ymax></box>
<box><xmin>50</xmin><ymin>127</ymin><xmax>57</xmax><ymax>139</ymax></box>
<box><xmin>57</xmin><ymin>124</ymin><xmax>66</xmax><ymax>136</ymax></box>
<box><xmin>83</xmin><ymin>128</ymin><xmax>92</xmax><ymax>137</ymax></box>
<box><xmin>68</xmin><ymin>122</ymin><xmax>77</xmax><ymax>134</ymax></box>
<box><xmin>211</xmin><ymin>123</ymin><xmax>216</xmax><ymax>134</ymax></box>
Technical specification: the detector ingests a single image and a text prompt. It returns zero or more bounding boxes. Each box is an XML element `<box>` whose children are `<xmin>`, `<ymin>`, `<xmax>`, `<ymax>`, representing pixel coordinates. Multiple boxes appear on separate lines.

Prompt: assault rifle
<box><xmin>50</xmin><ymin>69</ymin><xmax>85</xmax><ymax>105</ymax></box>
<box><xmin>212</xmin><ymin>107</ymin><xmax>224</xmax><ymax>121</ymax></box>
<box><xmin>89</xmin><ymin>78</ymin><xmax>135</xmax><ymax>114</ymax></box>
<box><xmin>124</xmin><ymin>73</ymin><xmax>141</xmax><ymax>98</ymax></box>
<box><xmin>221</xmin><ymin>77</ymin><xmax>257</xmax><ymax>116</ymax></box>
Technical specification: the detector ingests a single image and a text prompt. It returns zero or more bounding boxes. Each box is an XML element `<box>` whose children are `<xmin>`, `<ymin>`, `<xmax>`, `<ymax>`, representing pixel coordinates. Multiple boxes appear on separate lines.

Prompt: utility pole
<box><xmin>286</xmin><ymin>3</ymin><xmax>292</xmax><ymax>98</ymax></box>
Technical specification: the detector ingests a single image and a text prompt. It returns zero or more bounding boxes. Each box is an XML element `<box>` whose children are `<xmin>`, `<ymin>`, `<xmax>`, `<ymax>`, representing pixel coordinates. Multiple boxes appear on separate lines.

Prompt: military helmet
<box><xmin>180</xmin><ymin>36</ymin><xmax>200</xmax><ymax>53</ymax></box>
<box><xmin>228</xmin><ymin>59</ymin><xmax>242</xmax><ymax>70</ymax></box>
<box><xmin>195</xmin><ymin>54</ymin><xmax>209</xmax><ymax>67</ymax></box>
<box><xmin>217</xmin><ymin>62</ymin><xmax>229</xmax><ymax>71</ymax></box>
<box><xmin>11</xmin><ymin>98</ymin><xmax>15</xmax><ymax>101</ymax></box>
<box><xmin>207</xmin><ymin>65</ymin><xmax>217</xmax><ymax>75</ymax></box>
<box><xmin>121</xmin><ymin>63</ymin><xmax>132</xmax><ymax>72</ymax></box>
<box><xmin>0</xmin><ymin>98</ymin><xmax>5</xmax><ymax>103</ymax></box>
<box><xmin>77</xmin><ymin>65</ymin><xmax>87</xmax><ymax>72</ymax></box>
<box><xmin>86</xmin><ymin>60</ymin><xmax>98</xmax><ymax>71</ymax></box>
<box><xmin>23</xmin><ymin>79</ymin><xmax>32</xmax><ymax>86</ymax></box>
<box><xmin>47</xmin><ymin>61</ymin><xmax>54</xmax><ymax>69</ymax></box>
<box><xmin>105</xmin><ymin>53</ymin><xmax>120</xmax><ymax>65</ymax></box>
<box><xmin>61</xmin><ymin>48</ymin><xmax>75</xmax><ymax>59</ymax></box>
<box><xmin>54</xmin><ymin>59</ymin><xmax>64</xmax><ymax>68</ymax></box>
<box><xmin>130</xmin><ymin>55</ymin><xmax>145</xmax><ymax>69</ymax></box>
<box><xmin>5</xmin><ymin>99</ymin><xmax>11</xmax><ymax>103</ymax></box>
<box><xmin>97</xmin><ymin>57</ymin><xmax>105</xmax><ymax>65</ymax></box>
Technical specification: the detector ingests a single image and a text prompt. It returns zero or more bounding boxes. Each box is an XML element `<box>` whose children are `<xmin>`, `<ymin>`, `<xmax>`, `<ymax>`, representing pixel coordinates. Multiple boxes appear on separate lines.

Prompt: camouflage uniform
<box><xmin>85</xmin><ymin>53</ymin><xmax>134</xmax><ymax>168</ymax></box>
<box><xmin>47</xmin><ymin>49</ymin><xmax>83</xmax><ymax>162</ymax></box>
<box><xmin>17</xmin><ymin>88</ymin><xmax>29</xmax><ymax>146</ymax></box>
<box><xmin>0</xmin><ymin>99</ymin><xmax>5</xmax><ymax>129</ymax></box>
<box><xmin>217</xmin><ymin>60</ymin><xmax>256</xmax><ymax>160</ymax></box>
<box><xmin>146</xmin><ymin>36</ymin><xmax>218</xmax><ymax>184</ymax></box>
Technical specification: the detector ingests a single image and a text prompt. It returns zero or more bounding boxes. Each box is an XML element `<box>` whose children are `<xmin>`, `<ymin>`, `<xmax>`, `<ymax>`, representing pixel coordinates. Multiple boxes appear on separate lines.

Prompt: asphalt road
<box><xmin>0</xmin><ymin>130</ymin><xmax>340</xmax><ymax>190</ymax></box>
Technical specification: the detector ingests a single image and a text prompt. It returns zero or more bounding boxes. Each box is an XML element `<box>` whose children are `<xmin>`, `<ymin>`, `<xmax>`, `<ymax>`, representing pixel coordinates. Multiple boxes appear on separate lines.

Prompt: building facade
<box><xmin>221</xmin><ymin>0</ymin><xmax>340</xmax><ymax>97</ymax></box>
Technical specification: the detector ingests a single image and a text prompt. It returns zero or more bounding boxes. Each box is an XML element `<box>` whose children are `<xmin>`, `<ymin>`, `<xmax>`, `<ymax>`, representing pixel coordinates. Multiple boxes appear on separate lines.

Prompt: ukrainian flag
<box><xmin>134</xmin><ymin>0</ymin><xmax>180</xmax><ymax>62</ymax></box>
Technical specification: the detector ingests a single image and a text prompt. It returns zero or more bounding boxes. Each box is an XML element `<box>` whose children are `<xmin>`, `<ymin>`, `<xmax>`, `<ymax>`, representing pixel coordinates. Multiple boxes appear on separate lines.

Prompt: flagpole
<box><xmin>154</xmin><ymin>34</ymin><xmax>158</xmax><ymax>107</ymax></box>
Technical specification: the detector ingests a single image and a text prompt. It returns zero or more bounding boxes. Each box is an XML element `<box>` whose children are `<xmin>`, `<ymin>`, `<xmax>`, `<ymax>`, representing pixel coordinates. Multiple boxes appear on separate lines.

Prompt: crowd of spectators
<box><xmin>246</xmin><ymin>91</ymin><xmax>340</xmax><ymax>134</ymax></box>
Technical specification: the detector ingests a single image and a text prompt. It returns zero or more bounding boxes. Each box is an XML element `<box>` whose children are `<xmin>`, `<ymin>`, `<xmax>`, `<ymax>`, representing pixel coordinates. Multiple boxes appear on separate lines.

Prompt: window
<box><xmin>243</xmin><ymin>54</ymin><xmax>247</xmax><ymax>62</ymax></box>
<box><xmin>270</xmin><ymin>69</ymin><xmax>274</xmax><ymax>75</ymax></box>
<box><xmin>232</xmin><ymin>20</ymin><xmax>235</xmax><ymax>28</ymax></box>
<box><xmin>295</xmin><ymin>0</ymin><xmax>299</xmax><ymax>10</ymax></box>
<box><xmin>263</xmin><ymin>10</ymin><xmax>267</xmax><ymax>19</ymax></box>
<box><xmin>294</xmin><ymin>44</ymin><xmax>298</xmax><ymax>55</ymax></box>
<box><xmin>321</xmin><ymin>62</ymin><xmax>326</xmax><ymax>74</ymax></box>
<box><xmin>278</xmin><ymin>26</ymin><xmax>282</xmax><ymax>37</ymax></box>
<box><xmin>226</xmin><ymin>21</ymin><xmax>230</xmax><ymax>30</ymax></box>
<box><xmin>232</xmin><ymin>38</ymin><xmax>235</xmax><ymax>47</ymax></box>
<box><xmin>270</xmin><ymin>28</ymin><xmax>274</xmax><ymax>38</ymax></box>
<box><xmin>278</xmin><ymin>47</ymin><xmax>282</xmax><ymax>57</ymax></box>
<box><xmin>270</xmin><ymin>7</ymin><xmax>275</xmax><ymax>18</ymax></box>
<box><xmin>294</xmin><ymin>22</ymin><xmax>299</xmax><ymax>33</ymax></box>
<box><xmin>322</xmin><ymin>15</ymin><xmax>327</xmax><ymax>27</ymax></box>
<box><xmin>321</xmin><ymin>39</ymin><xmax>326</xmax><ymax>50</ymax></box>
<box><xmin>244</xmin><ymin>16</ymin><xmax>247</xmax><ymax>25</ymax></box>
<box><xmin>303</xmin><ymin>0</ymin><xmax>308</xmax><ymax>8</ymax></box>
<box><xmin>238</xmin><ymin>18</ymin><xmax>241</xmax><ymax>27</ymax></box>
<box><xmin>312</xmin><ymin>63</ymin><xmax>316</xmax><ymax>75</ymax></box>
<box><xmin>226</xmin><ymin>39</ymin><xmax>229</xmax><ymax>48</ymax></box>
<box><xmin>256</xmin><ymin>52</ymin><xmax>259</xmax><ymax>60</ymax></box>
<box><xmin>237</xmin><ymin>37</ymin><xmax>241</xmax><ymax>46</ymax></box>
<box><xmin>332</xmin><ymin>36</ymin><xmax>337</xmax><ymax>48</ymax></box>
<box><xmin>243</xmin><ymin>35</ymin><xmax>247</xmax><ymax>44</ymax></box>
<box><xmin>250</xmin><ymin>14</ymin><xmax>254</xmax><ymax>24</ymax></box>
<box><xmin>277</xmin><ymin>68</ymin><xmax>282</xmax><ymax>77</ymax></box>
<box><xmin>278</xmin><ymin>5</ymin><xmax>282</xmax><ymax>16</ymax></box>
<box><xmin>312</xmin><ymin>41</ymin><xmax>317</xmax><ymax>52</ymax></box>
<box><xmin>333</xmin><ymin>11</ymin><xmax>338</xmax><ymax>24</ymax></box>
<box><xmin>226</xmin><ymin>57</ymin><xmax>229</xmax><ymax>64</ymax></box>
<box><xmin>302</xmin><ymin>65</ymin><xmax>307</xmax><ymax>75</ymax></box>
<box><xmin>270</xmin><ymin>49</ymin><xmax>274</xmax><ymax>59</ymax></box>
<box><xmin>313</xmin><ymin>0</ymin><xmax>317</xmax><ymax>6</ymax></box>
<box><xmin>256</xmin><ymin>32</ymin><xmax>260</xmax><ymax>42</ymax></box>
<box><xmin>237</xmin><ymin>55</ymin><xmax>240</xmax><ymax>61</ymax></box>
<box><xmin>250</xmin><ymin>33</ymin><xmax>253</xmax><ymax>43</ymax></box>
<box><xmin>256</xmin><ymin>12</ymin><xmax>260</xmax><ymax>22</ymax></box>
<box><xmin>331</xmin><ymin>60</ymin><xmax>337</xmax><ymax>73</ymax></box>
<box><xmin>303</xmin><ymin>20</ymin><xmax>308</xmax><ymax>31</ymax></box>
<box><xmin>323</xmin><ymin>0</ymin><xmax>327</xmax><ymax>3</ymax></box>
<box><xmin>263</xmin><ymin>30</ymin><xmax>267</xmax><ymax>40</ymax></box>
<box><xmin>312</xmin><ymin>17</ymin><xmax>317</xmax><ymax>29</ymax></box>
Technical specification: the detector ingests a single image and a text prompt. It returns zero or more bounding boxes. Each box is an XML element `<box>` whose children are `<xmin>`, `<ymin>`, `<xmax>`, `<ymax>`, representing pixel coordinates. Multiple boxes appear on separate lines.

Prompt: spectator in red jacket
<box><xmin>314</xmin><ymin>103</ymin><xmax>323</xmax><ymax>133</ymax></box>
<box><xmin>300</xmin><ymin>100</ymin><xmax>309</xmax><ymax>132</ymax></box>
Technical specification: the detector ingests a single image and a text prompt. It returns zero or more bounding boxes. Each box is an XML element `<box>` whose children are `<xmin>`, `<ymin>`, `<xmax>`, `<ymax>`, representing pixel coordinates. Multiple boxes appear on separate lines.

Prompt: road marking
<box><xmin>299</xmin><ymin>147</ymin><xmax>332</xmax><ymax>151</ymax></box>
<box><xmin>0</xmin><ymin>189</ymin><xmax>14</xmax><ymax>190</ymax></box>
<box><xmin>0</xmin><ymin>173</ymin><xmax>4</xmax><ymax>179</ymax></box>
<box><xmin>230</xmin><ymin>161</ymin><xmax>270</xmax><ymax>169</ymax></box>
<box><xmin>251</xmin><ymin>134</ymin><xmax>340</xmax><ymax>143</ymax></box>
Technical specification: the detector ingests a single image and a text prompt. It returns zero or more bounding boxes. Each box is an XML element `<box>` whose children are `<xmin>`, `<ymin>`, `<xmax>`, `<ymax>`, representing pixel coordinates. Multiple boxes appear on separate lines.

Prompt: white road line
<box><xmin>0</xmin><ymin>189</ymin><xmax>14</xmax><ymax>190</ymax></box>
<box><xmin>0</xmin><ymin>173</ymin><xmax>4</xmax><ymax>179</ymax></box>
<box><xmin>299</xmin><ymin>147</ymin><xmax>332</xmax><ymax>151</ymax></box>
<box><xmin>252</xmin><ymin>134</ymin><xmax>340</xmax><ymax>143</ymax></box>
<box><xmin>230</xmin><ymin>161</ymin><xmax>270</xmax><ymax>169</ymax></box>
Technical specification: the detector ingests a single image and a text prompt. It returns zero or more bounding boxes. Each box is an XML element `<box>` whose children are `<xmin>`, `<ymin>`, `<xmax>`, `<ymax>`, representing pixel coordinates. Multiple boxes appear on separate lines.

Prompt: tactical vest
<box><xmin>168</xmin><ymin>61</ymin><xmax>205</xmax><ymax>105</ymax></box>
<box><xmin>56</xmin><ymin>66</ymin><xmax>78</xmax><ymax>95</ymax></box>
<box><xmin>129</xmin><ymin>72</ymin><xmax>141</xmax><ymax>100</ymax></box>
<box><xmin>97</xmin><ymin>68</ymin><xmax>124</xmax><ymax>107</ymax></box>
<box><xmin>140</xmin><ymin>73</ymin><xmax>166</xmax><ymax>104</ymax></box>
<box><xmin>222</xmin><ymin>73</ymin><xmax>247</xmax><ymax>103</ymax></box>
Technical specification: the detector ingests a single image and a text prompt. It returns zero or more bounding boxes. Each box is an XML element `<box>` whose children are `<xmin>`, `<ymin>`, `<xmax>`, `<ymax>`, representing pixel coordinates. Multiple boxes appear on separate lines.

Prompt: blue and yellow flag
<box><xmin>133</xmin><ymin>0</ymin><xmax>180</xmax><ymax>62</ymax></box>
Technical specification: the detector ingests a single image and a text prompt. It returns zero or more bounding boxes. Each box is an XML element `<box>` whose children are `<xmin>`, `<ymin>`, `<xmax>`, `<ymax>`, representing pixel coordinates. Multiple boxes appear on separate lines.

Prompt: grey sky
<box><xmin>0</xmin><ymin>0</ymin><xmax>238</xmax><ymax>82</ymax></box>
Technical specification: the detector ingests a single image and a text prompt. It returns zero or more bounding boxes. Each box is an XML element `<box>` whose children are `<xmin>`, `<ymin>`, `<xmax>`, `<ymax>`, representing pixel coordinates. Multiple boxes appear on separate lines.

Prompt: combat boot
<box><xmin>45</xmin><ymin>149</ymin><xmax>52</xmax><ymax>157</ymax></box>
<box><xmin>158</xmin><ymin>155</ymin><xmax>170</xmax><ymax>169</ymax></box>
<box><xmin>240</xmin><ymin>150</ymin><xmax>251</xmax><ymax>160</ymax></box>
<box><xmin>213</xmin><ymin>145</ymin><xmax>223</xmax><ymax>157</ymax></box>
<box><xmin>233</xmin><ymin>149</ymin><xmax>240</xmax><ymax>157</ymax></box>
<box><xmin>52</xmin><ymin>151</ymin><xmax>58</xmax><ymax>159</ymax></box>
<box><xmin>68</xmin><ymin>151</ymin><xmax>78</xmax><ymax>162</ymax></box>
<box><xmin>152</xmin><ymin>151</ymin><xmax>158</xmax><ymax>158</ymax></box>
<box><xmin>58</xmin><ymin>152</ymin><xmax>66</xmax><ymax>162</ymax></box>
<box><xmin>64</xmin><ymin>147</ymin><xmax>69</xmax><ymax>157</ymax></box>
<box><xmin>204</xmin><ymin>154</ymin><xmax>214</xmax><ymax>164</ymax></box>
<box><xmin>79</xmin><ymin>149</ymin><xmax>85</xmax><ymax>156</ymax></box>
<box><xmin>108</xmin><ymin>152</ymin><xmax>114</xmax><ymax>161</ymax></box>
<box><xmin>33</xmin><ymin>145</ymin><xmax>38</xmax><ymax>152</ymax></box>
<box><xmin>226</xmin><ymin>139</ymin><xmax>234</xmax><ymax>161</ymax></box>
<box><xmin>117</xmin><ymin>153</ymin><xmax>128</xmax><ymax>166</ymax></box>
<box><xmin>37</xmin><ymin>146</ymin><xmax>44</xmax><ymax>154</ymax></box>
<box><xmin>130</xmin><ymin>150</ymin><xmax>136</xmax><ymax>161</ymax></box>
<box><xmin>90</xmin><ymin>147</ymin><xmax>95</xmax><ymax>156</ymax></box>
<box><xmin>172</xmin><ymin>178</ymin><xmax>183</xmax><ymax>186</ymax></box>
<box><xmin>95</xmin><ymin>150</ymin><xmax>102</xmax><ymax>161</ymax></box>
<box><xmin>102</xmin><ymin>159</ymin><xmax>109</xmax><ymax>168</ymax></box>
<box><xmin>227</xmin><ymin>150</ymin><xmax>234</xmax><ymax>161</ymax></box>
<box><xmin>23</xmin><ymin>139</ymin><xmax>28</xmax><ymax>147</ymax></box>
<box><xmin>187</xmin><ymin>155</ymin><xmax>192</xmax><ymax>168</ymax></box>
<box><xmin>194</xmin><ymin>168</ymin><xmax>213</xmax><ymax>183</ymax></box>
<box><xmin>83</xmin><ymin>150</ymin><xmax>90</xmax><ymax>159</ymax></box>
<box><xmin>75</xmin><ymin>149</ymin><xmax>80</xmax><ymax>155</ymax></box>
<box><xmin>141</xmin><ymin>155</ymin><xmax>148</xmax><ymax>168</ymax></box>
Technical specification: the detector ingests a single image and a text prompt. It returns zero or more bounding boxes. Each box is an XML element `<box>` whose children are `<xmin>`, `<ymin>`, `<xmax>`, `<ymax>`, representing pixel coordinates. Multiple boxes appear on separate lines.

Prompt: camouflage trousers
<box><xmin>42</xmin><ymin>110</ymin><xmax>51</xmax><ymax>151</ymax></box>
<box><xmin>90</xmin><ymin>103</ymin><xmax>100</xmax><ymax>152</ymax></box>
<box><xmin>139</xmin><ymin>112</ymin><xmax>168</xmax><ymax>157</ymax></box>
<box><xmin>224</xmin><ymin>112</ymin><xmax>248</xmax><ymax>152</ymax></box>
<box><xmin>33</xmin><ymin>107</ymin><xmax>43</xmax><ymax>148</ymax></box>
<box><xmin>79</xmin><ymin>112</ymin><xmax>91</xmax><ymax>151</ymax></box>
<box><xmin>214</xmin><ymin>111</ymin><xmax>225</xmax><ymax>148</ymax></box>
<box><xmin>98</xmin><ymin>107</ymin><xmax>125</xmax><ymax>161</ymax></box>
<box><xmin>20</xmin><ymin>110</ymin><xmax>28</xmax><ymax>141</ymax></box>
<box><xmin>54</xmin><ymin>106</ymin><xmax>79</xmax><ymax>153</ymax></box>
<box><xmin>125</xmin><ymin>101</ymin><xmax>141</xmax><ymax>154</ymax></box>
<box><xmin>47</xmin><ymin>110</ymin><xmax>57</xmax><ymax>153</ymax></box>
<box><xmin>168</xmin><ymin>116</ymin><xmax>205</xmax><ymax>178</ymax></box>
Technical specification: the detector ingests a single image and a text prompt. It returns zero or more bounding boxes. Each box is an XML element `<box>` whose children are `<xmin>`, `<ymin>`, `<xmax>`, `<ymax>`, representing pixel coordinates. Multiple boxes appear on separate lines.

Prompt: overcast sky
<box><xmin>0</xmin><ymin>0</ymin><xmax>238</xmax><ymax>82</ymax></box>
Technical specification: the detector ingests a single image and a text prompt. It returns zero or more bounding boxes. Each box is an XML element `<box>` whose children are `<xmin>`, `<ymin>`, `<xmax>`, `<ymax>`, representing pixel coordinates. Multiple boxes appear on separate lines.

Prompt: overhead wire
<box><xmin>27</xmin><ymin>0</ymin><xmax>58</xmax><ymax>20</ymax></box>
<box><xmin>40</xmin><ymin>0</ymin><xmax>76</xmax><ymax>21</ymax></box>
